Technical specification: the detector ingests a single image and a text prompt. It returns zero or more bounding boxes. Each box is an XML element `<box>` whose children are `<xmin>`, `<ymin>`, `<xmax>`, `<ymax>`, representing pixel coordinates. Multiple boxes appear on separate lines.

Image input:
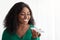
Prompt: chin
<box><xmin>23</xmin><ymin>22</ymin><xmax>28</xmax><ymax>25</ymax></box>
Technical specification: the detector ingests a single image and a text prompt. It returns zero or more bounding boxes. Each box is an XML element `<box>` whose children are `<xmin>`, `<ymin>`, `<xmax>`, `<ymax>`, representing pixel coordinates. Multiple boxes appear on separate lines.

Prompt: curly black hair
<box><xmin>4</xmin><ymin>2</ymin><xmax>35</xmax><ymax>33</ymax></box>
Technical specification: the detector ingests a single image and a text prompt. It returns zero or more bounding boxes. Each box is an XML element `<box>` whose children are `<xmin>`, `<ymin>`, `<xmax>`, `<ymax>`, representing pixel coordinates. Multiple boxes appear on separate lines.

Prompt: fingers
<box><xmin>32</xmin><ymin>29</ymin><xmax>41</xmax><ymax>38</ymax></box>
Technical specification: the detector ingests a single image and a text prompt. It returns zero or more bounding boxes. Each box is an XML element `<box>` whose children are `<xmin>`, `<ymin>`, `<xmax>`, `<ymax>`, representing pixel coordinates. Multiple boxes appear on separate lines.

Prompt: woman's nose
<box><xmin>24</xmin><ymin>15</ymin><xmax>28</xmax><ymax>19</ymax></box>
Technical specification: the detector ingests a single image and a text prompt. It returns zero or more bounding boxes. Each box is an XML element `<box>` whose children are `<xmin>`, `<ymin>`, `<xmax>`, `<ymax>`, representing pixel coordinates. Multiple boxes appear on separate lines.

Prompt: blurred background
<box><xmin>0</xmin><ymin>0</ymin><xmax>60</xmax><ymax>40</ymax></box>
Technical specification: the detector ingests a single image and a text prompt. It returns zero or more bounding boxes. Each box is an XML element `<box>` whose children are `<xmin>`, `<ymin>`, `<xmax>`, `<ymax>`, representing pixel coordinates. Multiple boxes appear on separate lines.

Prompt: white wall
<box><xmin>0</xmin><ymin>0</ymin><xmax>59</xmax><ymax>40</ymax></box>
<box><xmin>54</xmin><ymin>0</ymin><xmax>60</xmax><ymax>40</ymax></box>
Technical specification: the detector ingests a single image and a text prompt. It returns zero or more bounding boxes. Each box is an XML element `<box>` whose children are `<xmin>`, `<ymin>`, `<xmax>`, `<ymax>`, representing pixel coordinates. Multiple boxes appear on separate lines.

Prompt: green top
<box><xmin>2</xmin><ymin>25</ymin><xmax>40</xmax><ymax>40</ymax></box>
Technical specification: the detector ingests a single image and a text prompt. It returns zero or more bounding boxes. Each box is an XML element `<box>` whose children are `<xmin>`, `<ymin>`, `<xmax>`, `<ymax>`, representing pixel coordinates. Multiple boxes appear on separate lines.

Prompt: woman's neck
<box><xmin>17</xmin><ymin>23</ymin><xmax>30</xmax><ymax>31</ymax></box>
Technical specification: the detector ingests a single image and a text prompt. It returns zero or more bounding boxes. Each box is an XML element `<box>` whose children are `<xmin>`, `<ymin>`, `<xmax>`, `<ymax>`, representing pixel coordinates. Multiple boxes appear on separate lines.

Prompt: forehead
<box><xmin>21</xmin><ymin>7</ymin><xmax>30</xmax><ymax>12</ymax></box>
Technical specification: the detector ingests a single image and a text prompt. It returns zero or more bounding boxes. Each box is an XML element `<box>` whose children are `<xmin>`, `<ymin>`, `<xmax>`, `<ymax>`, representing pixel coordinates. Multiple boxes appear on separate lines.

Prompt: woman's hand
<box><xmin>32</xmin><ymin>29</ymin><xmax>41</xmax><ymax>38</ymax></box>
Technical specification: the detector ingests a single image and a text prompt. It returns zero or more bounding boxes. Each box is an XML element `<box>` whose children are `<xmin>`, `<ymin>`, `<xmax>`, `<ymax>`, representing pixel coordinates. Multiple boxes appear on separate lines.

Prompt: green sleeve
<box><xmin>2</xmin><ymin>29</ymin><xmax>11</xmax><ymax>40</ymax></box>
<box><xmin>31</xmin><ymin>37</ymin><xmax>40</xmax><ymax>40</ymax></box>
<box><xmin>2</xmin><ymin>29</ymin><xmax>20</xmax><ymax>40</ymax></box>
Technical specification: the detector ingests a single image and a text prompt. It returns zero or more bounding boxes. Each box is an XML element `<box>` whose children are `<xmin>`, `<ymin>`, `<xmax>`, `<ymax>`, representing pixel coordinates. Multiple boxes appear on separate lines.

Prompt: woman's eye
<box><xmin>27</xmin><ymin>12</ymin><xmax>30</xmax><ymax>15</ymax></box>
<box><xmin>20</xmin><ymin>14</ymin><xmax>24</xmax><ymax>15</ymax></box>
<box><xmin>27</xmin><ymin>14</ymin><xmax>30</xmax><ymax>15</ymax></box>
<box><xmin>20</xmin><ymin>13</ymin><xmax>25</xmax><ymax>15</ymax></box>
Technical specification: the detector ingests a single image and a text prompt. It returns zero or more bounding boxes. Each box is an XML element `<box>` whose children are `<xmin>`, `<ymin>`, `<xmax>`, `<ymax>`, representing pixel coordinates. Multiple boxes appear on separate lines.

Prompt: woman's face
<box><xmin>18</xmin><ymin>7</ymin><xmax>31</xmax><ymax>25</ymax></box>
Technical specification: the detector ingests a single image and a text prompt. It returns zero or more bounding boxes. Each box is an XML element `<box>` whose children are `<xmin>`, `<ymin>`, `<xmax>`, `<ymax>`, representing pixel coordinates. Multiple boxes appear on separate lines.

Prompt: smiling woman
<box><xmin>18</xmin><ymin>7</ymin><xmax>31</xmax><ymax>24</ymax></box>
<box><xmin>2</xmin><ymin>2</ymin><xmax>41</xmax><ymax>40</ymax></box>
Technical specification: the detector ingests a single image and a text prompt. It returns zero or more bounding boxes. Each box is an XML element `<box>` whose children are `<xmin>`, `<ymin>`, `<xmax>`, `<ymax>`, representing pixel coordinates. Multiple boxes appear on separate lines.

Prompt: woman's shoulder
<box><xmin>2</xmin><ymin>28</ymin><xmax>11</xmax><ymax>40</ymax></box>
<box><xmin>2</xmin><ymin>28</ymin><xmax>11</xmax><ymax>37</ymax></box>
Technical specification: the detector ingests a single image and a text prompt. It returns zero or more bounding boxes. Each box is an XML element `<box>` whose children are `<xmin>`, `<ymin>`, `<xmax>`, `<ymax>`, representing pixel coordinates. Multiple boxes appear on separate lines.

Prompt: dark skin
<box><xmin>16</xmin><ymin>7</ymin><xmax>41</xmax><ymax>38</ymax></box>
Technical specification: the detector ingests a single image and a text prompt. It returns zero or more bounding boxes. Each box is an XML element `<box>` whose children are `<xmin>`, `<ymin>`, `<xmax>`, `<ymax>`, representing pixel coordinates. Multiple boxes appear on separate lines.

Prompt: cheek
<box><xmin>28</xmin><ymin>16</ymin><xmax>31</xmax><ymax>20</ymax></box>
<box><xmin>18</xmin><ymin>16</ymin><xmax>24</xmax><ymax>22</ymax></box>
<box><xmin>19</xmin><ymin>16</ymin><xmax>24</xmax><ymax>19</ymax></box>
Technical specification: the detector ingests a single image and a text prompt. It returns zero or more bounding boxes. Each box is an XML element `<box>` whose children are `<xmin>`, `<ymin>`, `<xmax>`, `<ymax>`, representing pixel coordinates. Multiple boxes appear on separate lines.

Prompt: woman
<box><xmin>2</xmin><ymin>2</ymin><xmax>41</xmax><ymax>40</ymax></box>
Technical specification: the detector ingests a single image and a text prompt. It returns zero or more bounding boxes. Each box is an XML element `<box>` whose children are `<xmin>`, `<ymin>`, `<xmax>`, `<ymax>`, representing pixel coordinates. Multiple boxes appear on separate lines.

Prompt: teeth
<box><xmin>24</xmin><ymin>19</ymin><xmax>28</xmax><ymax>21</ymax></box>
